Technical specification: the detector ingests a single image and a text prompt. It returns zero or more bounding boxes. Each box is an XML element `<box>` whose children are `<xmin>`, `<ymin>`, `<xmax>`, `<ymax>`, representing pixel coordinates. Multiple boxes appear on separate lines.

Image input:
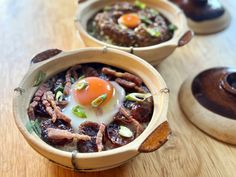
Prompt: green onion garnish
<box><xmin>140</xmin><ymin>15</ymin><xmax>152</xmax><ymax>25</ymax></box>
<box><xmin>134</xmin><ymin>0</ymin><xmax>146</xmax><ymax>9</ymax></box>
<box><xmin>26</xmin><ymin>119</ymin><xmax>41</xmax><ymax>137</ymax></box>
<box><xmin>33</xmin><ymin>71</ymin><xmax>46</xmax><ymax>87</ymax></box>
<box><xmin>91</xmin><ymin>94</ymin><xmax>107</xmax><ymax>108</ymax></box>
<box><xmin>72</xmin><ymin>105</ymin><xmax>87</xmax><ymax>118</ymax></box>
<box><xmin>143</xmin><ymin>25</ymin><xmax>161</xmax><ymax>37</ymax></box>
<box><xmin>76</xmin><ymin>80</ymin><xmax>88</xmax><ymax>91</ymax></box>
<box><xmin>78</xmin><ymin>75</ymin><xmax>85</xmax><ymax>81</ymax></box>
<box><xmin>168</xmin><ymin>24</ymin><xmax>178</xmax><ymax>32</ymax></box>
<box><xmin>118</xmin><ymin>126</ymin><xmax>133</xmax><ymax>138</ymax></box>
<box><xmin>56</xmin><ymin>91</ymin><xmax>63</xmax><ymax>102</ymax></box>
<box><xmin>126</xmin><ymin>92</ymin><xmax>152</xmax><ymax>102</ymax></box>
<box><xmin>54</xmin><ymin>84</ymin><xmax>64</xmax><ymax>93</ymax></box>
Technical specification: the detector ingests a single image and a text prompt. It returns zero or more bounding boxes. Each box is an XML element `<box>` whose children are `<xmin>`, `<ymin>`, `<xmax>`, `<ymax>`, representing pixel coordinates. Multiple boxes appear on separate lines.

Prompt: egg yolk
<box><xmin>73</xmin><ymin>77</ymin><xmax>114</xmax><ymax>107</ymax></box>
<box><xmin>118</xmin><ymin>13</ymin><xmax>141</xmax><ymax>28</ymax></box>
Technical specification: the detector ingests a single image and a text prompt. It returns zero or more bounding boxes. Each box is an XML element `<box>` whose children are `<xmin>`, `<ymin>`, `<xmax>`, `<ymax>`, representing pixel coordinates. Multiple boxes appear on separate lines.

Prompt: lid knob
<box><xmin>221</xmin><ymin>72</ymin><xmax>236</xmax><ymax>95</ymax></box>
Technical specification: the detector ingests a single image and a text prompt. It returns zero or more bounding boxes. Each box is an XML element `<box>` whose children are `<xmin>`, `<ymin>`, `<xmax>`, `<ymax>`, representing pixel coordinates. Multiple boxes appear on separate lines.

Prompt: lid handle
<box><xmin>178</xmin><ymin>30</ymin><xmax>194</xmax><ymax>47</ymax></box>
<box><xmin>221</xmin><ymin>72</ymin><xmax>236</xmax><ymax>95</ymax></box>
<box><xmin>31</xmin><ymin>49</ymin><xmax>62</xmax><ymax>64</ymax></box>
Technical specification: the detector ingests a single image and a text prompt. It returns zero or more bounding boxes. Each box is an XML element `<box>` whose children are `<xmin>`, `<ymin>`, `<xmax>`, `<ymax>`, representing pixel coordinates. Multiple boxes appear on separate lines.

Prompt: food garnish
<box><xmin>26</xmin><ymin>119</ymin><xmax>41</xmax><ymax>136</ymax></box>
<box><xmin>126</xmin><ymin>92</ymin><xmax>152</xmax><ymax>102</ymax></box>
<box><xmin>91</xmin><ymin>94</ymin><xmax>107</xmax><ymax>107</ymax></box>
<box><xmin>118</xmin><ymin>125</ymin><xmax>134</xmax><ymax>138</ymax></box>
<box><xmin>33</xmin><ymin>71</ymin><xmax>46</xmax><ymax>87</ymax></box>
<box><xmin>143</xmin><ymin>25</ymin><xmax>161</xmax><ymax>37</ymax></box>
<box><xmin>72</xmin><ymin>105</ymin><xmax>87</xmax><ymax>118</ymax></box>
<box><xmin>168</xmin><ymin>24</ymin><xmax>178</xmax><ymax>32</ymax></box>
<box><xmin>76</xmin><ymin>79</ymin><xmax>88</xmax><ymax>91</ymax></box>
<box><xmin>134</xmin><ymin>0</ymin><xmax>146</xmax><ymax>9</ymax></box>
<box><xmin>56</xmin><ymin>91</ymin><xmax>63</xmax><ymax>102</ymax></box>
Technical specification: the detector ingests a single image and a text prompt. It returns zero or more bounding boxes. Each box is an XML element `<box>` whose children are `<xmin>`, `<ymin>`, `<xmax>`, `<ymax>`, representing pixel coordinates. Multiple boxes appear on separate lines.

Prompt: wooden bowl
<box><xmin>75</xmin><ymin>0</ymin><xmax>193</xmax><ymax>65</ymax></box>
<box><xmin>179</xmin><ymin>67</ymin><xmax>236</xmax><ymax>144</ymax></box>
<box><xmin>13</xmin><ymin>48</ymin><xmax>170</xmax><ymax>172</ymax></box>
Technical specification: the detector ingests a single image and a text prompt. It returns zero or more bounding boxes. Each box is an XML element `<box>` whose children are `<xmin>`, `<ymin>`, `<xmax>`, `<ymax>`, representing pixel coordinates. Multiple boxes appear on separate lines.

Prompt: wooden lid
<box><xmin>179</xmin><ymin>67</ymin><xmax>236</xmax><ymax>144</ymax></box>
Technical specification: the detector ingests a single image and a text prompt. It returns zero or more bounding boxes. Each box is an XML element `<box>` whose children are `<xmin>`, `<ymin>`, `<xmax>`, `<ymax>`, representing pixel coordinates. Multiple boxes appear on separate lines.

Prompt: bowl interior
<box><xmin>13</xmin><ymin>48</ymin><xmax>168</xmax><ymax>167</ymax></box>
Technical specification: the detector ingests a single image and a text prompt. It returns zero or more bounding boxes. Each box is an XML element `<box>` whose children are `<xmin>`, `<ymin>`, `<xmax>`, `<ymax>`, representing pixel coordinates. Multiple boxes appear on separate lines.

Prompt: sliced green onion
<box><xmin>168</xmin><ymin>24</ymin><xmax>178</xmax><ymax>32</ymax></box>
<box><xmin>126</xmin><ymin>92</ymin><xmax>152</xmax><ymax>102</ymax></box>
<box><xmin>140</xmin><ymin>15</ymin><xmax>152</xmax><ymax>25</ymax></box>
<box><xmin>91</xmin><ymin>94</ymin><xmax>107</xmax><ymax>108</ymax></box>
<box><xmin>104</xmin><ymin>5</ymin><xmax>112</xmax><ymax>11</ymax></box>
<box><xmin>56</xmin><ymin>91</ymin><xmax>63</xmax><ymax>102</ymax></box>
<box><xmin>149</xmin><ymin>8</ymin><xmax>159</xmax><ymax>16</ymax></box>
<box><xmin>134</xmin><ymin>0</ymin><xmax>146</xmax><ymax>9</ymax></box>
<box><xmin>76</xmin><ymin>80</ymin><xmax>88</xmax><ymax>91</ymax></box>
<box><xmin>26</xmin><ymin>119</ymin><xmax>41</xmax><ymax>137</ymax></box>
<box><xmin>33</xmin><ymin>71</ymin><xmax>46</xmax><ymax>87</ymax></box>
<box><xmin>70</xmin><ymin>77</ymin><xmax>75</xmax><ymax>84</ymax></box>
<box><xmin>54</xmin><ymin>84</ymin><xmax>64</xmax><ymax>93</ymax></box>
<box><xmin>143</xmin><ymin>25</ymin><xmax>161</xmax><ymax>37</ymax></box>
<box><xmin>72</xmin><ymin>105</ymin><xmax>87</xmax><ymax>118</ymax></box>
<box><xmin>119</xmin><ymin>126</ymin><xmax>133</xmax><ymax>138</ymax></box>
<box><xmin>78</xmin><ymin>75</ymin><xmax>85</xmax><ymax>81</ymax></box>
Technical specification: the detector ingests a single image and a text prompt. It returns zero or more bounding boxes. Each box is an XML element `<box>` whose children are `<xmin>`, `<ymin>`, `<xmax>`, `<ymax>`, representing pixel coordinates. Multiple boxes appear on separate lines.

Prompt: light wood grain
<box><xmin>0</xmin><ymin>0</ymin><xmax>236</xmax><ymax>176</ymax></box>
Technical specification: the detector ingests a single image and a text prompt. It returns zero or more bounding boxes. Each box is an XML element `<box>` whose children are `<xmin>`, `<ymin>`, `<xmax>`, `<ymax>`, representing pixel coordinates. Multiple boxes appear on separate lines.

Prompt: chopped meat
<box><xmin>102</xmin><ymin>67</ymin><xmax>142</xmax><ymax>86</ymax></box>
<box><xmin>47</xmin><ymin>128</ymin><xmax>91</xmax><ymax>141</ymax></box>
<box><xmin>130</xmin><ymin>99</ymin><xmax>153</xmax><ymax>123</ymax></box>
<box><xmin>96</xmin><ymin>124</ymin><xmax>106</xmax><ymax>152</ymax></box>
<box><xmin>114</xmin><ymin>106</ymin><xmax>144</xmax><ymax>137</ymax></box>
<box><xmin>77</xmin><ymin>137</ymin><xmax>98</xmax><ymax>153</ymax></box>
<box><xmin>42</xmin><ymin>91</ymin><xmax>71</xmax><ymax>124</ymax></box>
<box><xmin>115</xmin><ymin>78</ymin><xmax>136</xmax><ymax>88</ymax></box>
<box><xmin>27</xmin><ymin>82</ymin><xmax>52</xmax><ymax>119</ymax></box>
<box><xmin>77</xmin><ymin>121</ymin><xmax>105</xmax><ymax>153</ymax></box>
<box><xmin>41</xmin><ymin>119</ymin><xmax>73</xmax><ymax>146</ymax></box>
<box><xmin>63</xmin><ymin>65</ymin><xmax>81</xmax><ymax>95</ymax></box>
<box><xmin>56</xmin><ymin>100</ymin><xmax>69</xmax><ymax>109</ymax></box>
<box><xmin>82</xmin><ymin>66</ymin><xmax>99</xmax><ymax>77</ymax></box>
<box><xmin>78</xmin><ymin>121</ymin><xmax>100</xmax><ymax>136</ymax></box>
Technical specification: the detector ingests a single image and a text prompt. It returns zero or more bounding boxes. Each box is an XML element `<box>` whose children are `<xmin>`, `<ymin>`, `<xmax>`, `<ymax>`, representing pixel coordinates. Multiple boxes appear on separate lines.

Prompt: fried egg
<box><xmin>63</xmin><ymin>77</ymin><xmax>125</xmax><ymax>129</ymax></box>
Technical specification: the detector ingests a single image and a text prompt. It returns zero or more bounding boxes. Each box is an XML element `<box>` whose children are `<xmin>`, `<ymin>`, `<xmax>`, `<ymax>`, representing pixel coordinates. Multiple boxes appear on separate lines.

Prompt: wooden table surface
<box><xmin>1</xmin><ymin>0</ymin><xmax>236</xmax><ymax>176</ymax></box>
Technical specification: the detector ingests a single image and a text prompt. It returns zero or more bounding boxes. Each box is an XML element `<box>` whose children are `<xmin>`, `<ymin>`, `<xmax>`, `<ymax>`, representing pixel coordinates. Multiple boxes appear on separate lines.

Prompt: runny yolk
<box><xmin>118</xmin><ymin>13</ymin><xmax>141</xmax><ymax>28</ymax></box>
<box><xmin>73</xmin><ymin>77</ymin><xmax>114</xmax><ymax>107</ymax></box>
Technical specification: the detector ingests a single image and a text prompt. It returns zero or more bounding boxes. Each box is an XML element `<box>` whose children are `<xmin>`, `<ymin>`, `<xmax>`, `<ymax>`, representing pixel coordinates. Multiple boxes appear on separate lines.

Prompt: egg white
<box><xmin>62</xmin><ymin>81</ymin><xmax>125</xmax><ymax>129</ymax></box>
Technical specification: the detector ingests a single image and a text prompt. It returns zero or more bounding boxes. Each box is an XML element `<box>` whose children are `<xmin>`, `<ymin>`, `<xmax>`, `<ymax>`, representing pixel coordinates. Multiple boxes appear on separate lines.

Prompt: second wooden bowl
<box><xmin>75</xmin><ymin>0</ymin><xmax>193</xmax><ymax>65</ymax></box>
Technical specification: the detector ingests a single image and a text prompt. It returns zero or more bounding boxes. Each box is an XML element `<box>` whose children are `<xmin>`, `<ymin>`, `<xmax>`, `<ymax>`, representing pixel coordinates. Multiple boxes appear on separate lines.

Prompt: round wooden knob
<box><xmin>221</xmin><ymin>72</ymin><xmax>236</xmax><ymax>95</ymax></box>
